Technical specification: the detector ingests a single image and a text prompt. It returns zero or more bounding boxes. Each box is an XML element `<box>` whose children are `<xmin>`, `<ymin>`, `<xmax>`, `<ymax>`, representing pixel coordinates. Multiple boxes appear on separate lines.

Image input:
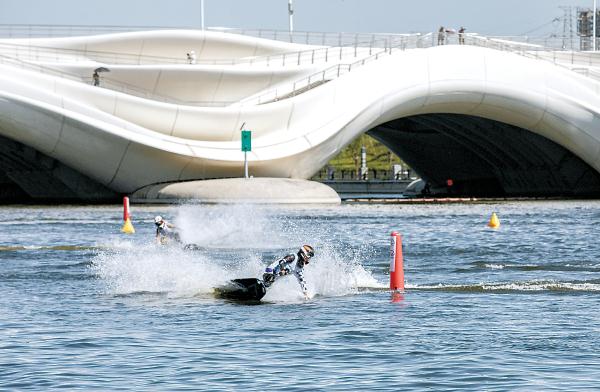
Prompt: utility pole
<box><xmin>594</xmin><ymin>0</ymin><xmax>597</xmax><ymax>50</ymax></box>
<box><xmin>360</xmin><ymin>145</ymin><xmax>368</xmax><ymax>180</ymax></box>
<box><xmin>288</xmin><ymin>0</ymin><xmax>294</xmax><ymax>33</ymax></box>
<box><xmin>201</xmin><ymin>0</ymin><xmax>205</xmax><ymax>31</ymax></box>
<box><xmin>559</xmin><ymin>6</ymin><xmax>573</xmax><ymax>50</ymax></box>
<box><xmin>241</xmin><ymin>129</ymin><xmax>251</xmax><ymax>179</ymax></box>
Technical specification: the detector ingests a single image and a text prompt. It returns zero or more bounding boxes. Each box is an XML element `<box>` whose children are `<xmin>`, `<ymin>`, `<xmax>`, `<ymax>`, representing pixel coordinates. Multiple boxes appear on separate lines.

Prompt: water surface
<box><xmin>1</xmin><ymin>201</ymin><xmax>600</xmax><ymax>390</ymax></box>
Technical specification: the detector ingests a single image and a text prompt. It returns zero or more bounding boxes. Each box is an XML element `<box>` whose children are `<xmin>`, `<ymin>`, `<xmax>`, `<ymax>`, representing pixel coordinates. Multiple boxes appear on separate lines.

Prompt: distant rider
<box><xmin>154</xmin><ymin>215</ymin><xmax>179</xmax><ymax>244</ymax></box>
<box><xmin>262</xmin><ymin>245</ymin><xmax>315</xmax><ymax>299</ymax></box>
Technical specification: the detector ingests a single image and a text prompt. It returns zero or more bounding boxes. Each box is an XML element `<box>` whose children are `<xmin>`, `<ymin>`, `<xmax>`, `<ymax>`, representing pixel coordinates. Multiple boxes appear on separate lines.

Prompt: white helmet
<box><xmin>299</xmin><ymin>244</ymin><xmax>315</xmax><ymax>263</ymax></box>
<box><xmin>154</xmin><ymin>216</ymin><xmax>163</xmax><ymax>225</ymax></box>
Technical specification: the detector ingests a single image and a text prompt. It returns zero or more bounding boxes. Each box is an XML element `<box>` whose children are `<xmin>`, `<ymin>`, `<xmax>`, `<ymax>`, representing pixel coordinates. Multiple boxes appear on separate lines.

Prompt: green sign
<box><xmin>241</xmin><ymin>130</ymin><xmax>252</xmax><ymax>152</ymax></box>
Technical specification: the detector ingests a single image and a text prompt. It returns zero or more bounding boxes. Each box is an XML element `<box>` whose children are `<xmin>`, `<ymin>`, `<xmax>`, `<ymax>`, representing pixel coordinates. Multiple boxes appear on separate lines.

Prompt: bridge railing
<box><xmin>239</xmin><ymin>30</ymin><xmax>600</xmax><ymax>106</ymax></box>
<box><xmin>0</xmin><ymin>23</ymin><xmax>418</xmax><ymax>46</ymax></box>
<box><xmin>0</xmin><ymin>24</ymin><xmax>173</xmax><ymax>38</ymax></box>
<box><xmin>208</xmin><ymin>27</ymin><xmax>419</xmax><ymax>47</ymax></box>
<box><xmin>0</xmin><ymin>43</ymin><xmax>189</xmax><ymax>65</ymax></box>
<box><xmin>239</xmin><ymin>33</ymin><xmax>432</xmax><ymax>105</ymax></box>
<box><xmin>0</xmin><ymin>27</ymin><xmax>426</xmax><ymax>107</ymax></box>
<box><xmin>2</xmin><ymin>24</ymin><xmax>599</xmax><ymax>103</ymax></box>
<box><xmin>0</xmin><ymin>53</ymin><xmax>234</xmax><ymax>106</ymax></box>
<box><xmin>0</xmin><ymin>36</ymin><xmax>406</xmax><ymax>68</ymax></box>
<box><xmin>0</xmin><ymin>53</ymin><xmax>82</xmax><ymax>81</ymax></box>
<box><xmin>464</xmin><ymin>34</ymin><xmax>600</xmax><ymax>81</ymax></box>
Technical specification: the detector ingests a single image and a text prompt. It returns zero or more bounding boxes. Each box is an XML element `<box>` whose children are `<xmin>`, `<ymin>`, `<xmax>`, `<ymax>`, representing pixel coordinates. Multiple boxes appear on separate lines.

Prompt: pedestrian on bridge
<box><xmin>458</xmin><ymin>27</ymin><xmax>466</xmax><ymax>45</ymax></box>
<box><xmin>437</xmin><ymin>26</ymin><xmax>445</xmax><ymax>45</ymax></box>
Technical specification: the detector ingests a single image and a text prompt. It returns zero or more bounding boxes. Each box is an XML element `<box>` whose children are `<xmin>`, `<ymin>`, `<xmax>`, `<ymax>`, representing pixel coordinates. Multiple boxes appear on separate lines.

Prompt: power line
<box><xmin>519</xmin><ymin>17</ymin><xmax>560</xmax><ymax>36</ymax></box>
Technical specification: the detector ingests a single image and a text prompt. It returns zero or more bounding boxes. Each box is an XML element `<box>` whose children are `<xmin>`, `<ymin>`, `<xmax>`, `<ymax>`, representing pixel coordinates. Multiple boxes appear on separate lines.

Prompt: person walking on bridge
<box><xmin>437</xmin><ymin>26</ymin><xmax>445</xmax><ymax>45</ymax></box>
<box><xmin>458</xmin><ymin>27</ymin><xmax>466</xmax><ymax>45</ymax></box>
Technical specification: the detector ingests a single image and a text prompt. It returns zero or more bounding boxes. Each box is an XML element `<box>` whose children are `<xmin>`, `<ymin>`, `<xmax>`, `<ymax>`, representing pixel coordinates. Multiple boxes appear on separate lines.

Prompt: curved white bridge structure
<box><xmin>1</xmin><ymin>28</ymin><xmax>600</xmax><ymax>201</ymax></box>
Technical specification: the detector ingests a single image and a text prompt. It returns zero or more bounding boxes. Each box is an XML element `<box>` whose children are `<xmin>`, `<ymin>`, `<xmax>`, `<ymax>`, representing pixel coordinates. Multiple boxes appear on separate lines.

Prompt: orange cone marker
<box><xmin>390</xmin><ymin>231</ymin><xmax>404</xmax><ymax>291</ymax></box>
<box><xmin>121</xmin><ymin>196</ymin><xmax>135</xmax><ymax>234</ymax></box>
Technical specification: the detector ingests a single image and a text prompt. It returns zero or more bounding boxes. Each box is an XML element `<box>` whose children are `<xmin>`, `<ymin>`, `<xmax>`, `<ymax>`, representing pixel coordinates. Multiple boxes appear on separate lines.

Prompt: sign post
<box><xmin>241</xmin><ymin>130</ymin><xmax>251</xmax><ymax>179</ymax></box>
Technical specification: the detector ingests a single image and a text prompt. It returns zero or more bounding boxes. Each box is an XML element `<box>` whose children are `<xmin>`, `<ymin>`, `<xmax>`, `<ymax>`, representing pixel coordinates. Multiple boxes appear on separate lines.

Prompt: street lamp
<box><xmin>288</xmin><ymin>0</ymin><xmax>294</xmax><ymax>33</ymax></box>
<box><xmin>594</xmin><ymin>0</ymin><xmax>597</xmax><ymax>50</ymax></box>
<box><xmin>201</xmin><ymin>0</ymin><xmax>205</xmax><ymax>31</ymax></box>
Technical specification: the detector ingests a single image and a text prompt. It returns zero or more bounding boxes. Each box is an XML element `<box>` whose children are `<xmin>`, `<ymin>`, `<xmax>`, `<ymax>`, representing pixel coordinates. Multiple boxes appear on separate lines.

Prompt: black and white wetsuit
<box><xmin>262</xmin><ymin>253</ymin><xmax>307</xmax><ymax>294</ymax></box>
<box><xmin>156</xmin><ymin>222</ymin><xmax>179</xmax><ymax>243</ymax></box>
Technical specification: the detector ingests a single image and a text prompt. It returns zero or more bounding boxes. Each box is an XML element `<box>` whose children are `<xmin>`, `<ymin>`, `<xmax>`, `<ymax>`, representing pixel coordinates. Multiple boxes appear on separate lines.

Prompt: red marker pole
<box><xmin>390</xmin><ymin>231</ymin><xmax>404</xmax><ymax>291</ymax></box>
<box><xmin>121</xmin><ymin>196</ymin><xmax>135</xmax><ymax>234</ymax></box>
<box><xmin>123</xmin><ymin>196</ymin><xmax>131</xmax><ymax>221</ymax></box>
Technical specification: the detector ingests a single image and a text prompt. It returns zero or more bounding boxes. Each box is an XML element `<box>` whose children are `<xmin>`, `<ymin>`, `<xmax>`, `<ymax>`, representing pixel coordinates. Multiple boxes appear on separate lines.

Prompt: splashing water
<box><xmin>263</xmin><ymin>245</ymin><xmax>384</xmax><ymax>303</ymax></box>
<box><xmin>91</xmin><ymin>205</ymin><xmax>383</xmax><ymax>301</ymax></box>
<box><xmin>408</xmin><ymin>279</ymin><xmax>600</xmax><ymax>293</ymax></box>
<box><xmin>174</xmin><ymin>204</ymin><xmax>289</xmax><ymax>249</ymax></box>
<box><xmin>91</xmin><ymin>243</ymin><xmax>382</xmax><ymax>301</ymax></box>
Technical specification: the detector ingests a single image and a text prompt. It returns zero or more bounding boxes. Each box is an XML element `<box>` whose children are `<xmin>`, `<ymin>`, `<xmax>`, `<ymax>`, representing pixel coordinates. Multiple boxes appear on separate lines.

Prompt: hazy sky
<box><xmin>0</xmin><ymin>0</ymin><xmax>596</xmax><ymax>36</ymax></box>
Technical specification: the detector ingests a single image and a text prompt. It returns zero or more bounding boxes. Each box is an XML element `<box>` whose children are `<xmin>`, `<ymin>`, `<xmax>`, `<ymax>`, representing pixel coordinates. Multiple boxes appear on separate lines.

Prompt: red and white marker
<box><xmin>123</xmin><ymin>196</ymin><xmax>131</xmax><ymax>221</ymax></box>
<box><xmin>390</xmin><ymin>231</ymin><xmax>404</xmax><ymax>291</ymax></box>
<box><xmin>121</xmin><ymin>196</ymin><xmax>135</xmax><ymax>234</ymax></box>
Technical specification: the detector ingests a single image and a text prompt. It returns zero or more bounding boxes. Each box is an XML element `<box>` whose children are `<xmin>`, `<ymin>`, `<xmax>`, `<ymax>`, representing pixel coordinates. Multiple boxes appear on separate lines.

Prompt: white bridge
<box><xmin>0</xmin><ymin>26</ymin><xmax>600</xmax><ymax>201</ymax></box>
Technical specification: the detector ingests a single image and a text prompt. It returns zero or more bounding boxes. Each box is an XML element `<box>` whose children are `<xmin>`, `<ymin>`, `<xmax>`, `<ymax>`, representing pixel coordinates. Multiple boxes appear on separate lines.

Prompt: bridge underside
<box><xmin>3</xmin><ymin>112</ymin><xmax>600</xmax><ymax>202</ymax></box>
<box><xmin>368</xmin><ymin>114</ymin><xmax>600</xmax><ymax>197</ymax></box>
<box><xmin>0</xmin><ymin>134</ymin><xmax>118</xmax><ymax>203</ymax></box>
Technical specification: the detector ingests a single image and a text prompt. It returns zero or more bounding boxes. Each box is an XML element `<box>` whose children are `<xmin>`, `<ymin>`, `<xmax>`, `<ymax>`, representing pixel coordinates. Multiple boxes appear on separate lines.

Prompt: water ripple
<box><xmin>2</xmin><ymin>201</ymin><xmax>600</xmax><ymax>390</ymax></box>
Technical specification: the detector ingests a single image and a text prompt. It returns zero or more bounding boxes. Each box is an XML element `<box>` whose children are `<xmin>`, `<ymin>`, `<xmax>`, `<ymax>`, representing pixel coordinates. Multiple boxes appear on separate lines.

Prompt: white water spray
<box><xmin>91</xmin><ymin>204</ymin><xmax>383</xmax><ymax>301</ymax></box>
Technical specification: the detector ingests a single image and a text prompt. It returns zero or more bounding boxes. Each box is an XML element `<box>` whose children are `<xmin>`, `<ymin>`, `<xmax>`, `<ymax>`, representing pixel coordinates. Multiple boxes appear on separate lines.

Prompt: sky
<box><xmin>0</xmin><ymin>0</ymin><xmax>596</xmax><ymax>36</ymax></box>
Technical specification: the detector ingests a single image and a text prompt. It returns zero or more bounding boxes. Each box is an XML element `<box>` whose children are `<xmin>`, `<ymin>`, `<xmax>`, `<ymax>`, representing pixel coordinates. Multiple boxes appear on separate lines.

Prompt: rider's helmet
<box><xmin>154</xmin><ymin>215</ymin><xmax>163</xmax><ymax>226</ymax></box>
<box><xmin>298</xmin><ymin>244</ymin><xmax>315</xmax><ymax>264</ymax></box>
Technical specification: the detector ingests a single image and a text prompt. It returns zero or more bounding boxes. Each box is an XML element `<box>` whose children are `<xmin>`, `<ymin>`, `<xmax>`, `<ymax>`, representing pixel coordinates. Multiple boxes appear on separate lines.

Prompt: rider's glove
<box><xmin>262</xmin><ymin>273</ymin><xmax>275</xmax><ymax>285</ymax></box>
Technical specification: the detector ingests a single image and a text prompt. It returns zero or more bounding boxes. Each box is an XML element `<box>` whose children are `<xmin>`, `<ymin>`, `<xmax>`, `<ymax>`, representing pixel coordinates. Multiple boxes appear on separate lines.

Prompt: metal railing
<box><xmin>0</xmin><ymin>43</ymin><xmax>189</xmax><ymax>65</ymax></box>
<box><xmin>0</xmin><ymin>34</ymin><xmax>422</xmax><ymax>68</ymax></box>
<box><xmin>0</xmin><ymin>24</ymin><xmax>174</xmax><ymax>38</ymax></box>
<box><xmin>208</xmin><ymin>27</ymin><xmax>419</xmax><ymax>47</ymax></box>
<box><xmin>0</xmin><ymin>38</ymin><xmax>391</xmax><ymax>67</ymax></box>
<box><xmin>0</xmin><ymin>30</ymin><xmax>427</xmax><ymax>108</ymax></box>
<box><xmin>0</xmin><ymin>53</ymin><xmax>82</xmax><ymax>82</ymax></box>
<box><xmin>0</xmin><ymin>34</ymin><xmax>422</xmax><ymax>107</ymax></box>
<box><xmin>0</xmin><ymin>23</ymin><xmax>420</xmax><ymax>47</ymax></box>
<box><xmin>238</xmin><ymin>29</ymin><xmax>600</xmax><ymax>106</ymax></box>
<box><xmin>239</xmin><ymin>33</ymin><xmax>432</xmax><ymax>105</ymax></box>
<box><xmin>479</xmin><ymin>35</ymin><xmax>579</xmax><ymax>51</ymax></box>
<box><xmin>464</xmin><ymin>34</ymin><xmax>600</xmax><ymax>82</ymax></box>
<box><xmin>1</xmin><ymin>24</ymin><xmax>599</xmax><ymax>106</ymax></box>
<box><xmin>0</xmin><ymin>23</ymin><xmax>594</xmax><ymax>55</ymax></box>
<box><xmin>570</xmin><ymin>67</ymin><xmax>600</xmax><ymax>80</ymax></box>
<box><xmin>87</xmin><ymin>76</ymin><xmax>233</xmax><ymax>106</ymax></box>
<box><xmin>0</xmin><ymin>53</ymin><xmax>233</xmax><ymax>106</ymax></box>
<box><xmin>312</xmin><ymin>167</ymin><xmax>413</xmax><ymax>181</ymax></box>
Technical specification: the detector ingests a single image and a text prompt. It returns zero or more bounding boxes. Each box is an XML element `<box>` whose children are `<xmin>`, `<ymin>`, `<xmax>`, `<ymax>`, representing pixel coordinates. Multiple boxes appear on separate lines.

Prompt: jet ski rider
<box><xmin>262</xmin><ymin>245</ymin><xmax>315</xmax><ymax>299</ymax></box>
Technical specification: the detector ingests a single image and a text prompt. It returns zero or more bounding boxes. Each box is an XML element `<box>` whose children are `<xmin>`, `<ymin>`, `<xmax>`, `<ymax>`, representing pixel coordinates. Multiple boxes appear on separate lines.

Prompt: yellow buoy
<box><xmin>487</xmin><ymin>212</ymin><xmax>500</xmax><ymax>229</ymax></box>
<box><xmin>121</xmin><ymin>217</ymin><xmax>135</xmax><ymax>234</ymax></box>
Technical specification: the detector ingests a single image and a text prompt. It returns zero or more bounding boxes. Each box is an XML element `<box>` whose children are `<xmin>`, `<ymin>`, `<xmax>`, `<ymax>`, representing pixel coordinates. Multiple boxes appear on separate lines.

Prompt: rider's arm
<box><xmin>278</xmin><ymin>255</ymin><xmax>295</xmax><ymax>275</ymax></box>
<box><xmin>263</xmin><ymin>254</ymin><xmax>296</xmax><ymax>285</ymax></box>
<box><xmin>263</xmin><ymin>257</ymin><xmax>282</xmax><ymax>284</ymax></box>
<box><xmin>266</xmin><ymin>255</ymin><xmax>295</xmax><ymax>274</ymax></box>
<box><xmin>294</xmin><ymin>267</ymin><xmax>308</xmax><ymax>298</ymax></box>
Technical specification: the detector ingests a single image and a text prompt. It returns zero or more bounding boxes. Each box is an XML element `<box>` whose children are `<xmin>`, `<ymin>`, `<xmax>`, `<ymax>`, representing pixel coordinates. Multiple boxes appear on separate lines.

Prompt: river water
<box><xmin>1</xmin><ymin>201</ymin><xmax>600</xmax><ymax>390</ymax></box>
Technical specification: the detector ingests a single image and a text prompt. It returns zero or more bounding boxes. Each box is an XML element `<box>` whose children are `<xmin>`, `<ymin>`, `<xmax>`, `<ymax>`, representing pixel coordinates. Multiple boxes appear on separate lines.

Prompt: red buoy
<box><xmin>390</xmin><ymin>231</ymin><xmax>404</xmax><ymax>291</ymax></box>
<box><xmin>123</xmin><ymin>196</ymin><xmax>131</xmax><ymax>221</ymax></box>
<box><xmin>121</xmin><ymin>196</ymin><xmax>135</xmax><ymax>234</ymax></box>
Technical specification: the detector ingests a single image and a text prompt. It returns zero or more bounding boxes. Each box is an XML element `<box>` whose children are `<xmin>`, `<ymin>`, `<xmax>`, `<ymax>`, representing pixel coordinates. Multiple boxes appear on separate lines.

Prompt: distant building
<box><xmin>577</xmin><ymin>9</ymin><xmax>600</xmax><ymax>50</ymax></box>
